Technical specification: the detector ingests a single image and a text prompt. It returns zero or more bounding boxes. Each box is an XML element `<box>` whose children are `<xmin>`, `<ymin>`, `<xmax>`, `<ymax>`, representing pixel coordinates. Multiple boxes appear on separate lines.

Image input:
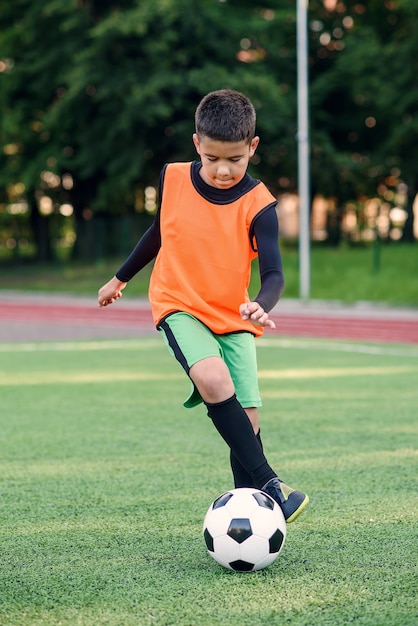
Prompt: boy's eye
<box><xmin>206</xmin><ymin>157</ymin><xmax>241</xmax><ymax>163</ymax></box>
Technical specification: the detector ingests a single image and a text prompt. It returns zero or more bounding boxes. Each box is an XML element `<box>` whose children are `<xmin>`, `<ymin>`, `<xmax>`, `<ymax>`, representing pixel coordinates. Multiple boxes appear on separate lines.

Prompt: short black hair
<box><xmin>195</xmin><ymin>89</ymin><xmax>256</xmax><ymax>144</ymax></box>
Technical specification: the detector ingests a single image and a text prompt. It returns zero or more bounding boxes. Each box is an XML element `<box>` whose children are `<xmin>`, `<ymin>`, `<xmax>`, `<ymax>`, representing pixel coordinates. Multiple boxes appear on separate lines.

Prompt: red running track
<box><xmin>1</xmin><ymin>300</ymin><xmax>418</xmax><ymax>344</ymax></box>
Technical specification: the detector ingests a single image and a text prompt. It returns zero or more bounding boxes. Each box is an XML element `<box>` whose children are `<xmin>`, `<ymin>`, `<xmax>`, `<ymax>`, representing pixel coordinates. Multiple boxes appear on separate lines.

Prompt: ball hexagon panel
<box><xmin>204</xmin><ymin>505</ymin><xmax>234</xmax><ymax>539</ymax></box>
<box><xmin>247</xmin><ymin>504</ymin><xmax>284</xmax><ymax>542</ymax></box>
<box><xmin>212</xmin><ymin>534</ymin><xmax>242</xmax><ymax>566</ymax></box>
<box><xmin>223</xmin><ymin>494</ymin><xmax>259</xmax><ymax>518</ymax></box>
<box><xmin>238</xmin><ymin>534</ymin><xmax>271</xmax><ymax>565</ymax></box>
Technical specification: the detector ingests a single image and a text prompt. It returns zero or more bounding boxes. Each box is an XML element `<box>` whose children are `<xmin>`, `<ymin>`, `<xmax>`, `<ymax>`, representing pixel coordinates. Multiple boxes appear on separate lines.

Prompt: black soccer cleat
<box><xmin>261</xmin><ymin>478</ymin><xmax>309</xmax><ymax>523</ymax></box>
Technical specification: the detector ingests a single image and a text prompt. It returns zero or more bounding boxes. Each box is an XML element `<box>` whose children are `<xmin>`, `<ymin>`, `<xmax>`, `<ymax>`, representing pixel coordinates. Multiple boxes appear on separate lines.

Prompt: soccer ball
<box><xmin>203</xmin><ymin>487</ymin><xmax>286</xmax><ymax>572</ymax></box>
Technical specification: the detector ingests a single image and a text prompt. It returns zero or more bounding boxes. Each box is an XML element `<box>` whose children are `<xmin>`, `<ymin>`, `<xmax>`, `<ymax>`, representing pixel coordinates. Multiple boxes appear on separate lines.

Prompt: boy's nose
<box><xmin>217</xmin><ymin>163</ymin><xmax>230</xmax><ymax>177</ymax></box>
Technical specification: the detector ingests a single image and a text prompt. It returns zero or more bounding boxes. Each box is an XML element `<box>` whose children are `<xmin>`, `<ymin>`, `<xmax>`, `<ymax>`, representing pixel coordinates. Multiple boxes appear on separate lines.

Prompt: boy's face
<box><xmin>193</xmin><ymin>134</ymin><xmax>259</xmax><ymax>189</ymax></box>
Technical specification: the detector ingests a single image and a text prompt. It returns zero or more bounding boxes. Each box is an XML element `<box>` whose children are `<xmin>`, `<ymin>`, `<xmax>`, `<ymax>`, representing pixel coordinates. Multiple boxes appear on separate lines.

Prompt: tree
<box><xmin>373</xmin><ymin>0</ymin><xmax>418</xmax><ymax>242</ymax></box>
<box><xmin>0</xmin><ymin>0</ymin><xmax>415</xmax><ymax>262</ymax></box>
<box><xmin>0</xmin><ymin>0</ymin><xmax>296</xmax><ymax>260</ymax></box>
<box><xmin>308</xmin><ymin>0</ymin><xmax>417</xmax><ymax>242</ymax></box>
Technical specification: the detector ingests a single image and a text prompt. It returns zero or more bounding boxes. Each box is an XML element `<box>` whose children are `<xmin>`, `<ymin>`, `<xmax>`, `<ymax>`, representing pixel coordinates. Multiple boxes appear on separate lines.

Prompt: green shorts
<box><xmin>158</xmin><ymin>312</ymin><xmax>261</xmax><ymax>409</ymax></box>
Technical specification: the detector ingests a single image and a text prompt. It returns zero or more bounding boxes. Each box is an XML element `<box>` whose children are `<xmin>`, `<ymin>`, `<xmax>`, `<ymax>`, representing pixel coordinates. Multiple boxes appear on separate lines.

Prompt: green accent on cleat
<box><xmin>261</xmin><ymin>478</ymin><xmax>309</xmax><ymax>523</ymax></box>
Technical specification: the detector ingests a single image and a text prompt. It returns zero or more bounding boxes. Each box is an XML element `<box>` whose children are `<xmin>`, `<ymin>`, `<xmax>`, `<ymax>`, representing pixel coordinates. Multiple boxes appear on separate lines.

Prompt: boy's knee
<box><xmin>190</xmin><ymin>357</ymin><xmax>234</xmax><ymax>403</ymax></box>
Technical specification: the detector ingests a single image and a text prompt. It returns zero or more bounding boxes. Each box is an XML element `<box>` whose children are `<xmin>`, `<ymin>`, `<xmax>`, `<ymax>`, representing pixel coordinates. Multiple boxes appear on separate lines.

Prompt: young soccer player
<box><xmin>98</xmin><ymin>89</ymin><xmax>309</xmax><ymax>523</ymax></box>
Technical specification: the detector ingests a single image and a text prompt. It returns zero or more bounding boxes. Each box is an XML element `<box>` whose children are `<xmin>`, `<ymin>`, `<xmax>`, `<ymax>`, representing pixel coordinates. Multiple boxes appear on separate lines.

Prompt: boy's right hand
<box><xmin>98</xmin><ymin>276</ymin><xmax>127</xmax><ymax>307</ymax></box>
<box><xmin>239</xmin><ymin>301</ymin><xmax>276</xmax><ymax>329</ymax></box>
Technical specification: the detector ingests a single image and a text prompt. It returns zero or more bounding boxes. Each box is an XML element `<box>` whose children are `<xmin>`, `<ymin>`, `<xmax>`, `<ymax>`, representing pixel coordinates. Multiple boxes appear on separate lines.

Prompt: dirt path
<box><xmin>1</xmin><ymin>291</ymin><xmax>417</xmax><ymax>344</ymax></box>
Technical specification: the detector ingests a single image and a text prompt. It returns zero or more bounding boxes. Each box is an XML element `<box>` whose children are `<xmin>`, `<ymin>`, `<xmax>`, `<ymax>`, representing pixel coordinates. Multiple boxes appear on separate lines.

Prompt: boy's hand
<box><xmin>98</xmin><ymin>277</ymin><xmax>127</xmax><ymax>307</ymax></box>
<box><xmin>239</xmin><ymin>301</ymin><xmax>276</xmax><ymax>329</ymax></box>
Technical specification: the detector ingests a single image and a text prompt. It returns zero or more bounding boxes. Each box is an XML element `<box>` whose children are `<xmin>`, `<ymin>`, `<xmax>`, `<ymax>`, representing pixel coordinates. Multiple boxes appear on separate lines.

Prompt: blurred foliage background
<box><xmin>0</xmin><ymin>0</ymin><xmax>417</xmax><ymax>264</ymax></box>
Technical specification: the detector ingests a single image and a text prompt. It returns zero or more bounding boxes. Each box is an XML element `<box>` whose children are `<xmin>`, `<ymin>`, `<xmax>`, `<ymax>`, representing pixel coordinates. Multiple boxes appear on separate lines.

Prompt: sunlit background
<box><xmin>0</xmin><ymin>0</ymin><xmax>416</xmax><ymax>262</ymax></box>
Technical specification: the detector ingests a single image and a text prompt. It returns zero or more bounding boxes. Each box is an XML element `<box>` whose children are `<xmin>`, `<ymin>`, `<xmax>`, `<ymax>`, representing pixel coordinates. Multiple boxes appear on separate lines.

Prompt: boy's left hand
<box><xmin>239</xmin><ymin>302</ymin><xmax>276</xmax><ymax>329</ymax></box>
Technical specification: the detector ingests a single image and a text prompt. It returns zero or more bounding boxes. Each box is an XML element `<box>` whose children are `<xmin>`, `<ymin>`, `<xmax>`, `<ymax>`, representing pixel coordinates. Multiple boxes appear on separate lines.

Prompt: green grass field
<box><xmin>1</xmin><ymin>337</ymin><xmax>417</xmax><ymax>625</ymax></box>
<box><xmin>2</xmin><ymin>242</ymin><xmax>418</xmax><ymax>305</ymax></box>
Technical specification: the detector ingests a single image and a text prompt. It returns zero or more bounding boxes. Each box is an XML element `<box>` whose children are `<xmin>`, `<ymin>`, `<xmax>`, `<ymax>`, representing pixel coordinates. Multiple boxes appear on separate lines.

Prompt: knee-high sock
<box><xmin>230</xmin><ymin>430</ymin><xmax>264</xmax><ymax>488</ymax></box>
<box><xmin>205</xmin><ymin>395</ymin><xmax>276</xmax><ymax>489</ymax></box>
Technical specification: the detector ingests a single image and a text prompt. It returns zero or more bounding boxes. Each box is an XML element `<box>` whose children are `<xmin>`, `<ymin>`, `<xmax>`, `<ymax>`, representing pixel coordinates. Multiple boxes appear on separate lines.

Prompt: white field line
<box><xmin>257</xmin><ymin>338</ymin><xmax>418</xmax><ymax>358</ymax></box>
<box><xmin>1</xmin><ymin>337</ymin><xmax>417</xmax><ymax>358</ymax></box>
<box><xmin>1</xmin><ymin>365</ymin><xmax>417</xmax><ymax>387</ymax></box>
<box><xmin>0</xmin><ymin>339</ymin><xmax>162</xmax><ymax>352</ymax></box>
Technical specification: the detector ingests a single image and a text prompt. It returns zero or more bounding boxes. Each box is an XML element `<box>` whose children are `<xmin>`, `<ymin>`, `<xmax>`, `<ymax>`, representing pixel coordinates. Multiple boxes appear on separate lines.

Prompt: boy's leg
<box><xmin>203</xmin><ymin>393</ymin><xmax>276</xmax><ymax>488</ymax></box>
<box><xmin>219</xmin><ymin>333</ymin><xmax>309</xmax><ymax>520</ymax></box>
<box><xmin>205</xmin><ymin>394</ymin><xmax>309</xmax><ymax>522</ymax></box>
<box><xmin>230</xmin><ymin>429</ymin><xmax>264</xmax><ymax>488</ymax></box>
<box><xmin>158</xmin><ymin>314</ymin><xmax>309</xmax><ymax>522</ymax></box>
<box><xmin>217</xmin><ymin>334</ymin><xmax>266</xmax><ymax>488</ymax></box>
<box><xmin>159</xmin><ymin>314</ymin><xmax>275</xmax><ymax>485</ymax></box>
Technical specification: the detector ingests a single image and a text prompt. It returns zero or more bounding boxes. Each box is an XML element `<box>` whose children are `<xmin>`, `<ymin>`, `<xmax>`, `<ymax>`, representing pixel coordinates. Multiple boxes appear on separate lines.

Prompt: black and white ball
<box><xmin>203</xmin><ymin>487</ymin><xmax>286</xmax><ymax>572</ymax></box>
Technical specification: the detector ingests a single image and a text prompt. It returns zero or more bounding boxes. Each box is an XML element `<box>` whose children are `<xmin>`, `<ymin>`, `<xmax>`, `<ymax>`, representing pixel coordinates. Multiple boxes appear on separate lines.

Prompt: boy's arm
<box><xmin>98</xmin><ymin>165</ymin><xmax>166</xmax><ymax>307</ymax></box>
<box><xmin>240</xmin><ymin>205</ymin><xmax>284</xmax><ymax>328</ymax></box>
<box><xmin>115</xmin><ymin>214</ymin><xmax>161</xmax><ymax>282</ymax></box>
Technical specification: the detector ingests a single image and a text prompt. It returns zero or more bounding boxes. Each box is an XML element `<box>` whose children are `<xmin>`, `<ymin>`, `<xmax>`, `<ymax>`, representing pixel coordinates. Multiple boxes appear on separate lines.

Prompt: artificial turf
<box><xmin>1</xmin><ymin>337</ymin><xmax>417</xmax><ymax>625</ymax></box>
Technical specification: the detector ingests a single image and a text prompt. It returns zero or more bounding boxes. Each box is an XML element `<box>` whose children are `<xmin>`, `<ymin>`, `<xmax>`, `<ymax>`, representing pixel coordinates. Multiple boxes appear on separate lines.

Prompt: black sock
<box><xmin>230</xmin><ymin>430</ymin><xmax>264</xmax><ymax>488</ymax></box>
<box><xmin>205</xmin><ymin>395</ymin><xmax>276</xmax><ymax>489</ymax></box>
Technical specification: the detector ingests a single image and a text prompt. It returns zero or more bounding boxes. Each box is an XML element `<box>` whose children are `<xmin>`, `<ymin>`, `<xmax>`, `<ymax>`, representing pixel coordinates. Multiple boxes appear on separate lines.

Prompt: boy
<box><xmin>98</xmin><ymin>89</ymin><xmax>309</xmax><ymax>523</ymax></box>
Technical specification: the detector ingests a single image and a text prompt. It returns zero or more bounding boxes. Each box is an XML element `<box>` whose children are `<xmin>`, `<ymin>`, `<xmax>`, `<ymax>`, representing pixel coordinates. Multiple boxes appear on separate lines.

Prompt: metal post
<box><xmin>297</xmin><ymin>0</ymin><xmax>311</xmax><ymax>300</ymax></box>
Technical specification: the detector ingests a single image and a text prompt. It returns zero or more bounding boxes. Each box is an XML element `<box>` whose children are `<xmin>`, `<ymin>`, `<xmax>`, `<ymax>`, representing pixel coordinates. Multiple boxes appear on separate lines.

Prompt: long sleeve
<box><xmin>115</xmin><ymin>167</ymin><xmax>167</xmax><ymax>282</ymax></box>
<box><xmin>252</xmin><ymin>205</ymin><xmax>285</xmax><ymax>312</ymax></box>
<box><xmin>115</xmin><ymin>211</ymin><xmax>161</xmax><ymax>282</ymax></box>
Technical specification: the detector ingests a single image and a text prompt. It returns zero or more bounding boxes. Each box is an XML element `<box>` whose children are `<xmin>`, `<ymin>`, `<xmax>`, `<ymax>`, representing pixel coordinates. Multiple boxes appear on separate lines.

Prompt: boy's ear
<box><xmin>249</xmin><ymin>136</ymin><xmax>260</xmax><ymax>156</ymax></box>
<box><xmin>192</xmin><ymin>133</ymin><xmax>200</xmax><ymax>154</ymax></box>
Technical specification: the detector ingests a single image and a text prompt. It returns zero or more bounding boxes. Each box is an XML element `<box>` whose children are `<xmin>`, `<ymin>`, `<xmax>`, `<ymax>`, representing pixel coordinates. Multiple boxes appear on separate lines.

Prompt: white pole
<box><xmin>297</xmin><ymin>0</ymin><xmax>310</xmax><ymax>300</ymax></box>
